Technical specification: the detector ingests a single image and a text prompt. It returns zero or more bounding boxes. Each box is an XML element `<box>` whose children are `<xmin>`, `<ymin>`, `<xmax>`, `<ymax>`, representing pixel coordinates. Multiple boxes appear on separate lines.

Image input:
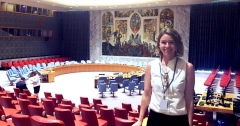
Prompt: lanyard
<box><xmin>159</xmin><ymin>57</ymin><xmax>178</xmax><ymax>99</ymax></box>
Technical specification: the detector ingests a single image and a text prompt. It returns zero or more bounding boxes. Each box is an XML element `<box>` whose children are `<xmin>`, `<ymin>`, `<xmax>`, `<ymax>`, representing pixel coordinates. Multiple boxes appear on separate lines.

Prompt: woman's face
<box><xmin>159</xmin><ymin>34</ymin><xmax>177</xmax><ymax>58</ymax></box>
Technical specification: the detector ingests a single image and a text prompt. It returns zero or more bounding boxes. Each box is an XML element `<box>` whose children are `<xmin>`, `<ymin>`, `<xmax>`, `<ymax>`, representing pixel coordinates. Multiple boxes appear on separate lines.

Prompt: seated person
<box><xmin>16</xmin><ymin>77</ymin><xmax>28</xmax><ymax>93</ymax></box>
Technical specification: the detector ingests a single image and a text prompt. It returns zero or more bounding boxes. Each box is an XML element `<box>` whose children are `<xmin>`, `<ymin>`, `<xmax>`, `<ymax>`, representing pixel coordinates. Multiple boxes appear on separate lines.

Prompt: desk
<box><xmin>41</xmin><ymin>64</ymin><xmax>143</xmax><ymax>84</ymax></box>
<box><xmin>196</xmin><ymin>92</ymin><xmax>233</xmax><ymax>114</ymax></box>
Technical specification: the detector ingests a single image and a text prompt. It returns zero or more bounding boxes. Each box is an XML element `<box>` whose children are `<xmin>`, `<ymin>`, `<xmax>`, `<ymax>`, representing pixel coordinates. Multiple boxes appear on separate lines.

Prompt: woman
<box><xmin>133</xmin><ymin>28</ymin><xmax>195</xmax><ymax>126</ymax></box>
<box><xmin>29</xmin><ymin>71</ymin><xmax>41</xmax><ymax>98</ymax></box>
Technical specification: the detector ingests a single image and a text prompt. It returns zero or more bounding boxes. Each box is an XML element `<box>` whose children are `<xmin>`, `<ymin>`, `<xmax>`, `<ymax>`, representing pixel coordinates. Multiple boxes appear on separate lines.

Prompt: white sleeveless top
<box><xmin>149</xmin><ymin>57</ymin><xmax>187</xmax><ymax>115</ymax></box>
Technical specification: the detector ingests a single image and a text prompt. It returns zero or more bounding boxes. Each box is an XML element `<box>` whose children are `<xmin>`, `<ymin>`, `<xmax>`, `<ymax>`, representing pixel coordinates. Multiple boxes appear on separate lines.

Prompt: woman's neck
<box><xmin>161</xmin><ymin>56</ymin><xmax>176</xmax><ymax>65</ymax></box>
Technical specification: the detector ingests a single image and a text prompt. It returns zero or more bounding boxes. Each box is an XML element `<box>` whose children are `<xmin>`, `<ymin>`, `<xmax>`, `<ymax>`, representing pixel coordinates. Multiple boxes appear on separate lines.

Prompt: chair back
<box><xmin>122</xmin><ymin>79</ymin><xmax>129</xmax><ymax>88</ymax></box>
<box><xmin>6</xmin><ymin>92</ymin><xmax>17</xmax><ymax>100</ymax></box>
<box><xmin>141</xmin><ymin>74</ymin><xmax>145</xmax><ymax>81</ymax></box>
<box><xmin>23</xmin><ymin>89</ymin><xmax>31</xmax><ymax>96</ymax></box>
<box><xmin>28</xmin><ymin>105</ymin><xmax>47</xmax><ymax>118</ymax></box>
<box><xmin>98</xmin><ymin>77</ymin><xmax>107</xmax><ymax>83</ymax></box>
<box><xmin>13</xmin><ymin>88</ymin><xmax>21</xmax><ymax>98</ymax></box>
<box><xmin>80</xmin><ymin>97</ymin><xmax>90</xmax><ymax>106</ymax></box>
<box><xmin>128</xmin><ymin>82</ymin><xmax>136</xmax><ymax>90</ymax></box>
<box><xmin>18</xmin><ymin>98</ymin><xmax>30</xmax><ymax>116</ymax></box>
<box><xmin>100</xmin><ymin>108</ymin><xmax>115</xmax><ymax>126</ymax></box>
<box><xmin>93</xmin><ymin>98</ymin><xmax>102</xmax><ymax>110</ymax></box>
<box><xmin>61</xmin><ymin>99</ymin><xmax>74</xmax><ymax>107</ymax></box>
<box><xmin>42</xmin><ymin>98</ymin><xmax>55</xmax><ymax>116</ymax></box>
<box><xmin>27</xmin><ymin>96</ymin><xmax>39</xmax><ymax>106</ymax></box>
<box><xmin>138</xmin><ymin>81</ymin><xmax>144</xmax><ymax>89</ymax></box>
<box><xmin>98</xmin><ymin>83</ymin><xmax>106</xmax><ymax>92</ymax></box>
<box><xmin>44</xmin><ymin>92</ymin><xmax>52</xmax><ymax>98</ymax></box>
<box><xmin>55</xmin><ymin>94</ymin><xmax>64</xmax><ymax>104</ymax></box>
<box><xmin>54</xmin><ymin>108</ymin><xmax>75</xmax><ymax>126</ymax></box>
<box><xmin>11</xmin><ymin>114</ymin><xmax>32</xmax><ymax>126</ymax></box>
<box><xmin>30</xmin><ymin>115</ymin><xmax>64</xmax><ymax>126</ymax></box>
<box><xmin>0</xmin><ymin>96</ymin><xmax>16</xmax><ymax>109</ymax></box>
<box><xmin>132</xmin><ymin>78</ymin><xmax>139</xmax><ymax>85</ymax></box>
<box><xmin>110</xmin><ymin>83</ymin><xmax>118</xmax><ymax>92</ymax></box>
<box><xmin>122</xmin><ymin>103</ymin><xmax>133</xmax><ymax>113</ymax></box>
<box><xmin>115</xmin><ymin>76</ymin><xmax>123</xmax><ymax>84</ymax></box>
<box><xmin>47</xmin><ymin>97</ymin><xmax>57</xmax><ymax>107</ymax></box>
<box><xmin>114</xmin><ymin>107</ymin><xmax>128</xmax><ymax>119</ymax></box>
<box><xmin>81</xmin><ymin>108</ymin><xmax>99</xmax><ymax>126</ymax></box>
<box><xmin>115</xmin><ymin>117</ymin><xmax>135</xmax><ymax>126</ymax></box>
<box><xmin>129</xmin><ymin>75</ymin><xmax>137</xmax><ymax>81</ymax></box>
<box><xmin>19</xmin><ymin>93</ymin><xmax>28</xmax><ymax>99</ymax></box>
<box><xmin>193</xmin><ymin>113</ymin><xmax>207</xmax><ymax>126</ymax></box>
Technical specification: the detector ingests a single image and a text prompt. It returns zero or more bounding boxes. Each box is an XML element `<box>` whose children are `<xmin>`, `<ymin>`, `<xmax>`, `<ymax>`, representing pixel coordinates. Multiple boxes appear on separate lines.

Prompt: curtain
<box><xmin>61</xmin><ymin>11</ymin><xmax>90</xmax><ymax>61</ymax></box>
<box><xmin>189</xmin><ymin>2</ymin><xmax>240</xmax><ymax>71</ymax></box>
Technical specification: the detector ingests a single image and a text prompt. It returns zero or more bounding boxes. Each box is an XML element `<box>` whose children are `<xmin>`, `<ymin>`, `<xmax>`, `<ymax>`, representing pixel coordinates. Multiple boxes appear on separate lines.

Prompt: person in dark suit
<box><xmin>16</xmin><ymin>77</ymin><xmax>28</xmax><ymax>93</ymax></box>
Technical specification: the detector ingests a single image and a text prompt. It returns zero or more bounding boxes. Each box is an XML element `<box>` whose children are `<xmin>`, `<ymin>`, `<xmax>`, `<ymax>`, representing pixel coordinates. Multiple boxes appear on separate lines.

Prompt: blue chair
<box><xmin>108</xmin><ymin>80</ymin><xmax>116</xmax><ymax>89</ymax></box>
<box><xmin>98</xmin><ymin>83</ymin><xmax>106</xmax><ymax>98</ymax></box>
<box><xmin>122</xmin><ymin>79</ymin><xmax>129</xmax><ymax>93</ymax></box>
<box><xmin>97</xmin><ymin>80</ymin><xmax>105</xmax><ymax>88</ymax></box>
<box><xmin>8</xmin><ymin>69</ymin><xmax>18</xmax><ymax>77</ymax></box>
<box><xmin>6</xmin><ymin>72</ymin><xmax>17</xmax><ymax>84</ymax></box>
<box><xmin>36</xmin><ymin>63</ymin><xmax>43</xmax><ymax>69</ymax></box>
<box><xmin>132</xmin><ymin>78</ymin><xmax>139</xmax><ymax>85</ymax></box>
<box><xmin>141</xmin><ymin>74</ymin><xmax>145</xmax><ymax>81</ymax></box>
<box><xmin>60</xmin><ymin>62</ymin><xmax>65</xmax><ymax>66</ymax></box>
<box><xmin>11</xmin><ymin>66</ymin><xmax>18</xmax><ymax>74</ymax></box>
<box><xmin>55</xmin><ymin>62</ymin><xmax>60</xmax><ymax>66</ymax></box>
<box><xmin>135</xmin><ymin>81</ymin><xmax>144</xmax><ymax>95</ymax></box>
<box><xmin>42</xmin><ymin>63</ymin><xmax>47</xmax><ymax>68</ymax></box>
<box><xmin>115</xmin><ymin>76</ymin><xmax>123</xmax><ymax>86</ymax></box>
<box><xmin>28</xmin><ymin>64</ymin><xmax>33</xmax><ymax>71</ymax></box>
<box><xmin>125</xmin><ymin>82</ymin><xmax>135</xmax><ymax>96</ymax></box>
<box><xmin>80</xmin><ymin>60</ymin><xmax>86</xmax><ymax>64</ymax></box>
<box><xmin>110</xmin><ymin>83</ymin><xmax>118</xmax><ymax>97</ymax></box>
<box><xmin>129</xmin><ymin>75</ymin><xmax>137</xmax><ymax>82</ymax></box>
<box><xmin>98</xmin><ymin>77</ymin><xmax>107</xmax><ymax>83</ymax></box>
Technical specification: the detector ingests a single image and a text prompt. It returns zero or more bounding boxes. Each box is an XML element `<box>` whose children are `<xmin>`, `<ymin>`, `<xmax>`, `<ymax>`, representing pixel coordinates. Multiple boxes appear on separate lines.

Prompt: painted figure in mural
<box><xmin>132</xmin><ymin>28</ymin><xmax>194</xmax><ymax>126</ymax></box>
<box><xmin>116</xmin><ymin>32</ymin><xmax>122</xmax><ymax>43</ymax></box>
<box><xmin>129</xmin><ymin>34</ymin><xmax>141</xmax><ymax>44</ymax></box>
<box><xmin>112</xmin><ymin>30</ymin><xmax>118</xmax><ymax>42</ymax></box>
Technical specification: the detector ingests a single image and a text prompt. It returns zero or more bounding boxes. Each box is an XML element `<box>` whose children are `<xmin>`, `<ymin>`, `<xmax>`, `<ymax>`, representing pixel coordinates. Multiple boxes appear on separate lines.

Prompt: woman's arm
<box><xmin>185</xmin><ymin>62</ymin><xmax>195</xmax><ymax>126</ymax></box>
<box><xmin>133</xmin><ymin>63</ymin><xmax>152</xmax><ymax>125</ymax></box>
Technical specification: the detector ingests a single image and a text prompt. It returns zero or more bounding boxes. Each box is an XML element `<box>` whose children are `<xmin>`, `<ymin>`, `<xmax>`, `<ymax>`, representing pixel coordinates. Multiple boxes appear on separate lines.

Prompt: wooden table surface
<box><xmin>196</xmin><ymin>92</ymin><xmax>233</xmax><ymax>114</ymax></box>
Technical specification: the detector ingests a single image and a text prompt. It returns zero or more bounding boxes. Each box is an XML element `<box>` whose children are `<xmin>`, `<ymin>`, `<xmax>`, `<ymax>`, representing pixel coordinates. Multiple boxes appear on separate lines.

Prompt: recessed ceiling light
<box><xmin>156</xmin><ymin>2</ymin><xmax>158</xmax><ymax>4</ymax></box>
<box><xmin>137</xmin><ymin>4</ymin><xmax>139</xmax><ymax>6</ymax></box>
<box><xmin>148</xmin><ymin>4</ymin><xmax>150</xmax><ymax>6</ymax></box>
<box><xmin>95</xmin><ymin>6</ymin><xmax>98</xmax><ymax>8</ymax></box>
<box><xmin>70</xmin><ymin>7</ymin><xmax>72</xmax><ymax>8</ymax></box>
<box><xmin>168</xmin><ymin>2</ymin><xmax>171</xmax><ymax>4</ymax></box>
<box><xmin>53</xmin><ymin>4</ymin><xmax>55</xmax><ymax>6</ymax></box>
<box><xmin>109</xmin><ymin>7</ymin><xmax>111</xmax><ymax>8</ymax></box>
<box><xmin>129</xmin><ymin>6</ymin><xmax>131</xmax><ymax>7</ymax></box>
<box><xmin>37</xmin><ymin>1</ymin><xmax>40</xmax><ymax>3</ymax></box>
<box><xmin>76</xmin><ymin>6</ymin><xmax>78</xmax><ymax>7</ymax></box>
<box><xmin>115</xmin><ymin>6</ymin><xmax>117</xmax><ymax>7</ymax></box>
<box><xmin>90</xmin><ymin>7</ymin><xmax>92</xmax><ymax>9</ymax></box>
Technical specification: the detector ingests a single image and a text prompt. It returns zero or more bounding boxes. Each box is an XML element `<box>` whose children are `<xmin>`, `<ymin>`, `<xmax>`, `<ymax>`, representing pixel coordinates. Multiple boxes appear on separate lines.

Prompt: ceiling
<box><xmin>2</xmin><ymin>0</ymin><xmax>240</xmax><ymax>11</ymax></box>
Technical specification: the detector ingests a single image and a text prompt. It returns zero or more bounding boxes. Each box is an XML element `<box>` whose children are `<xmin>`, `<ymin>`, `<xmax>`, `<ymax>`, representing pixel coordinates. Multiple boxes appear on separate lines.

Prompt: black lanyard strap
<box><xmin>159</xmin><ymin>57</ymin><xmax>178</xmax><ymax>94</ymax></box>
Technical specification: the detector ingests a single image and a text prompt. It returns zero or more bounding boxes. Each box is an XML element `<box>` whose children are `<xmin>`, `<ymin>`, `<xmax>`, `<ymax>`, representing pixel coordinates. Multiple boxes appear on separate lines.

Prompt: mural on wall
<box><xmin>102</xmin><ymin>8</ymin><xmax>174</xmax><ymax>57</ymax></box>
<box><xmin>138</xmin><ymin>9</ymin><xmax>158</xmax><ymax>17</ymax></box>
<box><xmin>159</xmin><ymin>8</ymin><xmax>174</xmax><ymax>31</ymax></box>
<box><xmin>102</xmin><ymin>12</ymin><xmax>114</xmax><ymax>42</ymax></box>
<box><xmin>115</xmin><ymin>10</ymin><xmax>134</xmax><ymax>18</ymax></box>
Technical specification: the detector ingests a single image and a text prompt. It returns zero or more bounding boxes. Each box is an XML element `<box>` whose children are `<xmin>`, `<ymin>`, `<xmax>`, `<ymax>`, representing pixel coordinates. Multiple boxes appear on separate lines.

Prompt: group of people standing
<box><xmin>16</xmin><ymin>71</ymin><xmax>41</xmax><ymax>97</ymax></box>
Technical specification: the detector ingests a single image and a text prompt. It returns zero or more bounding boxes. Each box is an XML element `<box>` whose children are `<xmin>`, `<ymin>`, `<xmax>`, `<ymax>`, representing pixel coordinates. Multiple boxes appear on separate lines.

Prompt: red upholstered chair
<box><xmin>19</xmin><ymin>93</ymin><xmax>28</xmax><ymax>99</ymax></box>
<box><xmin>114</xmin><ymin>107</ymin><xmax>134</xmax><ymax>120</ymax></box>
<box><xmin>11</xmin><ymin>113</ymin><xmax>32</xmax><ymax>126</ymax></box>
<box><xmin>0</xmin><ymin>96</ymin><xmax>18</xmax><ymax>109</ymax></box>
<box><xmin>81</xmin><ymin>108</ymin><xmax>108</xmax><ymax>126</ymax></box>
<box><xmin>61</xmin><ymin>99</ymin><xmax>75</xmax><ymax>107</ymax></box>
<box><xmin>58</xmin><ymin>104</ymin><xmax>80</xmax><ymax>115</ymax></box>
<box><xmin>0</xmin><ymin>110</ymin><xmax>10</xmax><ymax>126</ymax></box>
<box><xmin>80</xmin><ymin>97</ymin><xmax>94</xmax><ymax>108</ymax></box>
<box><xmin>193</xmin><ymin>119</ymin><xmax>199</xmax><ymax>126</ymax></box>
<box><xmin>23</xmin><ymin>89</ymin><xmax>32</xmax><ymax>96</ymax></box>
<box><xmin>54</xmin><ymin>107</ymin><xmax>87</xmax><ymax>126</ymax></box>
<box><xmin>30</xmin><ymin>115</ymin><xmax>64</xmax><ymax>126</ymax></box>
<box><xmin>6</xmin><ymin>92</ymin><xmax>18</xmax><ymax>104</ymax></box>
<box><xmin>1</xmin><ymin>61</ymin><xmax>7</xmax><ymax>69</ymax></box>
<box><xmin>100</xmin><ymin>107</ymin><xmax>116</xmax><ymax>126</ymax></box>
<box><xmin>237</xmin><ymin>119</ymin><xmax>240</xmax><ymax>126</ymax></box>
<box><xmin>47</xmin><ymin>97</ymin><xmax>58</xmax><ymax>107</ymax></box>
<box><xmin>93</xmin><ymin>98</ymin><xmax>102</xmax><ymax>110</ymax></box>
<box><xmin>55</xmin><ymin>94</ymin><xmax>64</xmax><ymax>104</ymax></box>
<box><xmin>0</xmin><ymin>102</ymin><xmax>20</xmax><ymax>119</ymax></box>
<box><xmin>122</xmin><ymin>103</ymin><xmax>137</xmax><ymax>113</ymax></box>
<box><xmin>28</xmin><ymin>105</ymin><xmax>47</xmax><ymax>118</ymax></box>
<box><xmin>18</xmin><ymin>98</ymin><xmax>30</xmax><ymax>116</ymax></box>
<box><xmin>7</xmin><ymin>61</ymin><xmax>12</xmax><ymax>69</ymax></box>
<box><xmin>44</xmin><ymin>92</ymin><xmax>52</xmax><ymax>98</ymax></box>
<box><xmin>193</xmin><ymin>113</ymin><xmax>209</xmax><ymax>126</ymax></box>
<box><xmin>42</xmin><ymin>98</ymin><xmax>55</xmax><ymax>116</ymax></box>
<box><xmin>27</xmin><ymin>96</ymin><xmax>41</xmax><ymax>106</ymax></box>
<box><xmin>96</xmin><ymin>104</ymin><xmax>108</xmax><ymax>114</ymax></box>
<box><xmin>115</xmin><ymin>117</ymin><xmax>136</xmax><ymax>126</ymax></box>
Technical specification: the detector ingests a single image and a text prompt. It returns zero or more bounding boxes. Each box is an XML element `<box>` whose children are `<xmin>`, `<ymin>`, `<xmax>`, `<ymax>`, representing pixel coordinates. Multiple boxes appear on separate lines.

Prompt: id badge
<box><xmin>160</xmin><ymin>98</ymin><xmax>168</xmax><ymax>111</ymax></box>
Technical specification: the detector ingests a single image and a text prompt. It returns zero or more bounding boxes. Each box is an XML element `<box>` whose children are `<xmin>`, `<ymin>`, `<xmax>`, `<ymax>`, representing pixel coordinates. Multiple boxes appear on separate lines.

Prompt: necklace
<box><xmin>161</xmin><ymin>66</ymin><xmax>169</xmax><ymax>87</ymax></box>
